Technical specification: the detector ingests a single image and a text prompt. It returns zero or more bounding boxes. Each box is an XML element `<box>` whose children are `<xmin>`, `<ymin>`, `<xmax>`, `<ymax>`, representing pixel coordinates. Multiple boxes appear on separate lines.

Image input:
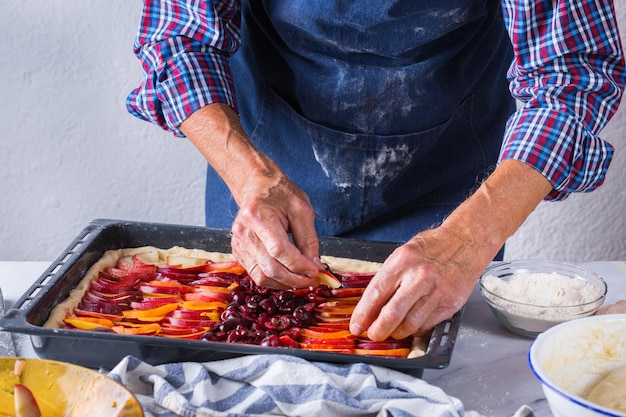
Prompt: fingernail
<box><xmin>349</xmin><ymin>322</ymin><xmax>363</xmax><ymax>336</ymax></box>
<box><xmin>312</xmin><ymin>256</ymin><xmax>325</xmax><ymax>269</ymax></box>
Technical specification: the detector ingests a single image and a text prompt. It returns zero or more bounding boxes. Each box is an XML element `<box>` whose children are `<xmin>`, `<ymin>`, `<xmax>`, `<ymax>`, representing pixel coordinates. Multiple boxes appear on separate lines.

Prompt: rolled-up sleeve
<box><xmin>500</xmin><ymin>0</ymin><xmax>625</xmax><ymax>200</ymax></box>
<box><xmin>127</xmin><ymin>0</ymin><xmax>241</xmax><ymax>137</ymax></box>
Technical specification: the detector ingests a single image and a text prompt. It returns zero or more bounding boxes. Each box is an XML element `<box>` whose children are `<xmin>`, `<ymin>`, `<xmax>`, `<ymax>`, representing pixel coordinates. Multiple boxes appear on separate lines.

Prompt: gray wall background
<box><xmin>1</xmin><ymin>1</ymin><xmax>625</xmax><ymax>262</ymax></box>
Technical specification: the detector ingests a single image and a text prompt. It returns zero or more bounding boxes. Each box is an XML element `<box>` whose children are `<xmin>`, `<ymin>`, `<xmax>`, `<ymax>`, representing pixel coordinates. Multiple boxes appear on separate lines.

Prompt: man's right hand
<box><xmin>181</xmin><ymin>103</ymin><xmax>321</xmax><ymax>289</ymax></box>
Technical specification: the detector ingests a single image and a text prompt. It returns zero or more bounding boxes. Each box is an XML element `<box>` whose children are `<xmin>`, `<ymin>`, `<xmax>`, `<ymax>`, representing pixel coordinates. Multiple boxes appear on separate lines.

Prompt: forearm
<box><xmin>350</xmin><ymin>160</ymin><xmax>554</xmax><ymax>340</ymax></box>
<box><xmin>440</xmin><ymin>159</ymin><xmax>553</xmax><ymax>263</ymax></box>
<box><xmin>181</xmin><ymin>103</ymin><xmax>321</xmax><ymax>286</ymax></box>
<box><xmin>180</xmin><ymin>103</ymin><xmax>284</xmax><ymax>206</ymax></box>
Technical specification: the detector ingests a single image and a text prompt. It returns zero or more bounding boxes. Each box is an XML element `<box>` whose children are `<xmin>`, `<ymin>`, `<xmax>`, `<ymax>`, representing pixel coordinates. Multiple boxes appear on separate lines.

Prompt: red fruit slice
<box><xmin>300</xmin><ymin>328</ymin><xmax>355</xmax><ymax>340</ymax></box>
<box><xmin>111</xmin><ymin>323</ymin><xmax>161</xmax><ymax>335</ymax></box>
<box><xmin>355</xmin><ymin>338</ymin><xmax>412</xmax><ymax>350</ymax></box>
<box><xmin>205</xmin><ymin>260</ymin><xmax>246</xmax><ymax>275</ymax></box>
<box><xmin>161</xmin><ymin>330</ymin><xmax>207</xmax><ymax>340</ymax></box>
<box><xmin>122</xmin><ymin>303</ymin><xmax>179</xmax><ymax>320</ymax></box>
<box><xmin>299</xmin><ymin>343</ymin><xmax>354</xmax><ymax>353</ymax></box>
<box><xmin>278</xmin><ymin>335</ymin><xmax>300</xmax><ymax>348</ymax></box>
<box><xmin>335</xmin><ymin>272</ymin><xmax>376</xmax><ymax>280</ymax></box>
<box><xmin>64</xmin><ymin>316</ymin><xmax>115</xmax><ymax>330</ymax></box>
<box><xmin>139</xmin><ymin>280</ymin><xmax>192</xmax><ymax>295</ymax></box>
<box><xmin>166</xmin><ymin>317</ymin><xmax>217</xmax><ymax>327</ymax></box>
<box><xmin>330</xmin><ymin>287</ymin><xmax>365</xmax><ymax>298</ymax></box>
<box><xmin>73</xmin><ymin>308</ymin><xmax>122</xmax><ymax>322</ymax></box>
<box><xmin>14</xmin><ymin>384</ymin><xmax>42</xmax><ymax>417</ymax></box>
<box><xmin>317</xmin><ymin>270</ymin><xmax>341</xmax><ymax>289</ymax></box>
<box><xmin>352</xmin><ymin>348</ymin><xmax>411</xmax><ymax>357</ymax></box>
<box><xmin>160</xmin><ymin>325</ymin><xmax>206</xmax><ymax>335</ymax></box>
<box><xmin>183</xmin><ymin>291</ymin><xmax>229</xmax><ymax>303</ymax></box>
<box><xmin>130</xmin><ymin>296</ymin><xmax>182</xmax><ymax>310</ymax></box>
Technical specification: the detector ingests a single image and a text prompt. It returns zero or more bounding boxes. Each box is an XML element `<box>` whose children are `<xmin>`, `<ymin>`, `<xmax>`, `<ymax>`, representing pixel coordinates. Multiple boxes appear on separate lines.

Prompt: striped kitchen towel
<box><xmin>108</xmin><ymin>354</ymin><xmax>519</xmax><ymax>417</ymax></box>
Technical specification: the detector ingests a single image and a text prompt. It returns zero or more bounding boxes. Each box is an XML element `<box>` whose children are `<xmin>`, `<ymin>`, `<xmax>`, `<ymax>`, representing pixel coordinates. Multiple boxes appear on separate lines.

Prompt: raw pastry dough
<box><xmin>587</xmin><ymin>364</ymin><xmax>626</xmax><ymax>412</ymax></box>
<box><xmin>319</xmin><ymin>255</ymin><xmax>381</xmax><ymax>273</ymax></box>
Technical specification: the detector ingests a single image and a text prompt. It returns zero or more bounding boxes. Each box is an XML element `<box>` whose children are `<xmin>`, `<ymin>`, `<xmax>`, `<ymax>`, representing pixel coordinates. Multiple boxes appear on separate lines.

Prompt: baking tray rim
<box><xmin>0</xmin><ymin>218</ymin><xmax>463</xmax><ymax>371</ymax></box>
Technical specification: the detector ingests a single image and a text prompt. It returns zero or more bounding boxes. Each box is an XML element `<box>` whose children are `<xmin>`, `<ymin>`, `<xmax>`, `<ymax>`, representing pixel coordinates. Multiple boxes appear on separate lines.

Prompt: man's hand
<box><xmin>181</xmin><ymin>103</ymin><xmax>320</xmax><ymax>289</ymax></box>
<box><xmin>230</xmin><ymin>173</ymin><xmax>321</xmax><ymax>289</ymax></box>
<box><xmin>349</xmin><ymin>226</ymin><xmax>490</xmax><ymax>341</ymax></box>
<box><xmin>350</xmin><ymin>159</ymin><xmax>553</xmax><ymax>340</ymax></box>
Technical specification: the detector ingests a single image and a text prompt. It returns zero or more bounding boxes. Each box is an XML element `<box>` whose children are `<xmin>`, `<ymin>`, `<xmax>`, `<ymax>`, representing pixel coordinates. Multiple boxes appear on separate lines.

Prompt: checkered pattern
<box><xmin>127</xmin><ymin>0</ymin><xmax>625</xmax><ymax>200</ymax></box>
<box><xmin>127</xmin><ymin>0</ymin><xmax>240</xmax><ymax>135</ymax></box>
<box><xmin>501</xmin><ymin>0</ymin><xmax>624</xmax><ymax>200</ymax></box>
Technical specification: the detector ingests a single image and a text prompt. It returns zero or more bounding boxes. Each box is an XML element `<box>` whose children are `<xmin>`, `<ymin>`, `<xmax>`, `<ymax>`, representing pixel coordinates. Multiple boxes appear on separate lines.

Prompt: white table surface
<box><xmin>1</xmin><ymin>260</ymin><xmax>625</xmax><ymax>417</ymax></box>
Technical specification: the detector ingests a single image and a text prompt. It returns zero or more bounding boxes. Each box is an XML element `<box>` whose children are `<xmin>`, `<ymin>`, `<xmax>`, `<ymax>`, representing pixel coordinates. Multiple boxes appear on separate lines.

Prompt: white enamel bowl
<box><xmin>529</xmin><ymin>314</ymin><xmax>626</xmax><ymax>417</ymax></box>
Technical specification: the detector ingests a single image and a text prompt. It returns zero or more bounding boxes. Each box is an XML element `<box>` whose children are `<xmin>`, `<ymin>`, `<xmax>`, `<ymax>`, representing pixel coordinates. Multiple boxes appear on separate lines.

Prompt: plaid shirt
<box><xmin>127</xmin><ymin>0</ymin><xmax>625</xmax><ymax>200</ymax></box>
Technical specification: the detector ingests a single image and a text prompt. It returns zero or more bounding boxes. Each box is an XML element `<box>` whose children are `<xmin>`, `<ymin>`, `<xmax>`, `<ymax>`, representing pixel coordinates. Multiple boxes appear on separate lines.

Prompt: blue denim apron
<box><xmin>205</xmin><ymin>0</ymin><xmax>515</xmax><ymax>249</ymax></box>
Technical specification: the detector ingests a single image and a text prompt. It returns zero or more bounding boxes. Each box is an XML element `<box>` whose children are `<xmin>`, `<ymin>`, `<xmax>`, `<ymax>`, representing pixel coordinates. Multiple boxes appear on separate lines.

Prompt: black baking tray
<box><xmin>0</xmin><ymin>219</ymin><xmax>462</xmax><ymax>377</ymax></box>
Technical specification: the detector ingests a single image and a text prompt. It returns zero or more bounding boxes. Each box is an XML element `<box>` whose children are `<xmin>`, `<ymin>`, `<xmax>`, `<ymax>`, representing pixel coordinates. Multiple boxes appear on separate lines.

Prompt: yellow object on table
<box><xmin>0</xmin><ymin>357</ymin><xmax>143</xmax><ymax>417</ymax></box>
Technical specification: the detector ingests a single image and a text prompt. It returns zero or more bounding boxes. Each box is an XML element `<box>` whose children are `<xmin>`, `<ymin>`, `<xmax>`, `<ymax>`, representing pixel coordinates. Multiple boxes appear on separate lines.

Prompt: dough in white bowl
<box><xmin>587</xmin><ymin>364</ymin><xmax>626</xmax><ymax>413</ymax></box>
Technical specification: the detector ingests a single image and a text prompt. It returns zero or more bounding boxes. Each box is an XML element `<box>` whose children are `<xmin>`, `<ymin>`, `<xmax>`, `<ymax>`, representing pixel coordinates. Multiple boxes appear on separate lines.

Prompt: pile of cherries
<box><xmin>201</xmin><ymin>276</ymin><xmax>333</xmax><ymax>347</ymax></box>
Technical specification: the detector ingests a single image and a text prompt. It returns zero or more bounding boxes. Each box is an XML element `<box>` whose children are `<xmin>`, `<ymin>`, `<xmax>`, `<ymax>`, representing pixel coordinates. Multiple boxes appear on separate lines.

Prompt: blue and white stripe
<box><xmin>108</xmin><ymin>354</ymin><xmax>497</xmax><ymax>417</ymax></box>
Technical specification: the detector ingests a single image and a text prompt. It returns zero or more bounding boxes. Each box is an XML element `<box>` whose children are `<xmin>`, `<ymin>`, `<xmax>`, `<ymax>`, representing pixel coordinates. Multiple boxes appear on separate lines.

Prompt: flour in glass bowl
<box><xmin>481</xmin><ymin>272</ymin><xmax>603</xmax><ymax>320</ymax></box>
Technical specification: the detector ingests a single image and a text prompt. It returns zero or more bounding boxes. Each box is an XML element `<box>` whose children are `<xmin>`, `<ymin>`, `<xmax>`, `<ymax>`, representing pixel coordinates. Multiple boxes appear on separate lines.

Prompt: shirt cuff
<box><xmin>127</xmin><ymin>51</ymin><xmax>237</xmax><ymax>138</ymax></box>
<box><xmin>499</xmin><ymin>107</ymin><xmax>614</xmax><ymax>201</ymax></box>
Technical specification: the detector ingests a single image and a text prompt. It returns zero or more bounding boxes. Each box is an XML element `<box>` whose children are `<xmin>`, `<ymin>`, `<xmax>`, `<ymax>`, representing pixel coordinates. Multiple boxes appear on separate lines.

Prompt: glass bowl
<box><xmin>479</xmin><ymin>260</ymin><xmax>607</xmax><ymax>338</ymax></box>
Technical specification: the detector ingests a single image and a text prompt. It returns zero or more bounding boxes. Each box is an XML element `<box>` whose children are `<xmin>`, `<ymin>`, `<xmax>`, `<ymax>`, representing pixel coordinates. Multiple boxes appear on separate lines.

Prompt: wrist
<box><xmin>441</xmin><ymin>159</ymin><xmax>552</xmax><ymax>261</ymax></box>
